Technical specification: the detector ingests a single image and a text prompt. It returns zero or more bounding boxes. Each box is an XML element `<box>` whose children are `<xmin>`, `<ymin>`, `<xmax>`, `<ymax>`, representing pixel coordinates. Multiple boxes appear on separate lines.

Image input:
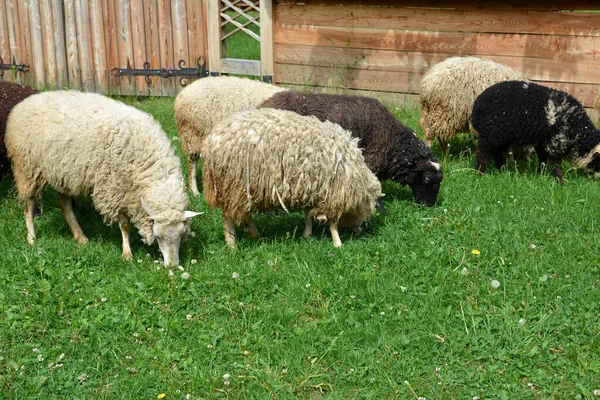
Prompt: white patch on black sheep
<box><xmin>472</xmin><ymin>80</ymin><xmax>600</xmax><ymax>182</ymax></box>
<box><xmin>259</xmin><ymin>91</ymin><xmax>443</xmax><ymax>207</ymax></box>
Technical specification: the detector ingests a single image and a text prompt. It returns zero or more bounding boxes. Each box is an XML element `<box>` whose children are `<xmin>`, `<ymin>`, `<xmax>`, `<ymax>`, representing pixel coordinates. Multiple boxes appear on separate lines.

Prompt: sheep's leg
<box><xmin>303</xmin><ymin>214</ymin><xmax>313</xmax><ymax>237</ymax></box>
<box><xmin>243</xmin><ymin>215</ymin><xmax>259</xmax><ymax>239</ymax></box>
<box><xmin>475</xmin><ymin>147</ymin><xmax>489</xmax><ymax>174</ymax></box>
<box><xmin>549</xmin><ymin>157</ymin><xmax>564</xmax><ymax>184</ymax></box>
<box><xmin>57</xmin><ymin>193</ymin><xmax>88</xmax><ymax>244</ymax></box>
<box><xmin>223</xmin><ymin>217</ymin><xmax>236</xmax><ymax>249</ymax></box>
<box><xmin>118</xmin><ymin>213</ymin><xmax>133</xmax><ymax>260</ymax></box>
<box><xmin>188</xmin><ymin>154</ymin><xmax>200</xmax><ymax>196</ymax></box>
<box><xmin>24</xmin><ymin>197</ymin><xmax>37</xmax><ymax>244</ymax></box>
<box><xmin>492</xmin><ymin>150</ymin><xmax>506</xmax><ymax>170</ymax></box>
<box><xmin>329</xmin><ymin>222</ymin><xmax>342</xmax><ymax>248</ymax></box>
<box><xmin>438</xmin><ymin>139</ymin><xmax>449</xmax><ymax>157</ymax></box>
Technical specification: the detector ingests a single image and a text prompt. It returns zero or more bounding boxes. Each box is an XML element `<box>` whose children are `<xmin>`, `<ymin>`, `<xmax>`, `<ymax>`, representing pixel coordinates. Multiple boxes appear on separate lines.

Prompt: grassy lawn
<box><xmin>1</xmin><ymin>14</ymin><xmax>600</xmax><ymax>399</ymax></box>
<box><xmin>1</xmin><ymin>95</ymin><xmax>599</xmax><ymax>399</ymax></box>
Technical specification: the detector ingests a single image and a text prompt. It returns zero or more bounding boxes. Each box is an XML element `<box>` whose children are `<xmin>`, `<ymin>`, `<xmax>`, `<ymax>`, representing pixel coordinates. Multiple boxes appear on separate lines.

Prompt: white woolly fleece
<box><xmin>6</xmin><ymin>90</ymin><xmax>190</xmax><ymax>245</ymax></box>
<box><xmin>174</xmin><ymin>75</ymin><xmax>287</xmax><ymax>156</ymax></box>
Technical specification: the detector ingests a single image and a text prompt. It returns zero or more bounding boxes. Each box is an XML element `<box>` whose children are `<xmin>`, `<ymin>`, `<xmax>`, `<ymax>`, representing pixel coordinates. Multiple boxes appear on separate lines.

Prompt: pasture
<box><xmin>1</xmin><ymin>94</ymin><xmax>599</xmax><ymax>398</ymax></box>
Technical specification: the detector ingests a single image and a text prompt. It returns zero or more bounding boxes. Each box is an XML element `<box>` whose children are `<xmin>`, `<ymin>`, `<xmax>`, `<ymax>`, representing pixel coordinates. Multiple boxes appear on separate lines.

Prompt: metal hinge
<box><xmin>110</xmin><ymin>56</ymin><xmax>208</xmax><ymax>86</ymax></box>
<box><xmin>0</xmin><ymin>57</ymin><xmax>30</xmax><ymax>77</ymax></box>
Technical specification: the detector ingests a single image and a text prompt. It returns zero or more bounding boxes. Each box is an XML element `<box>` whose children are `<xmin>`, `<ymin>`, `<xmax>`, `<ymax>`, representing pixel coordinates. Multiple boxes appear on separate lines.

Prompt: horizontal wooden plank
<box><xmin>219</xmin><ymin>58</ymin><xmax>260</xmax><ymax>75</ymax></box>
<box><xmin>275</xmin><ymin>63</ymin><xmax>599</xmax><ymax>106</ymax></box>
<box><xmin>274</xmin><ymin>44</ymin><xmax>600</xmax><ymax>84</ymax></box>
<box><xmin>276</xmin><ymin>5</ymin><xmax>600</xmax><ymax>36</ymax></box>
<box><xmin>275</xmin><ymin>0</ymin><xmax>599</xmax><ymax>11</ymax></box>
<box><xmin>275</xmin><ymin>24</ymin><xmax>600</xmax><ymax>60</ymax></box>
<box><xmin>275</xmin><ymin>63</ymin><xmax>422</xmax><ymax>93</ymax></box>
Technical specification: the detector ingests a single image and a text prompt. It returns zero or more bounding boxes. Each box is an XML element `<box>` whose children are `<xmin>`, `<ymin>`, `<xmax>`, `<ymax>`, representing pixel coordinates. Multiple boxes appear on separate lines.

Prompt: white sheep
<box><xmin>174</xmin><ymin>75</ymin><xmax>287</xmax><ymax>195</ymax></box>
<box><xmin>5</xmin><ymin>90</ymin><xmax>201</xmax><ymax>266</ymax></box>
<box><xmin>420</xmin><ymin>56</ymin><xmax>523</xmax><ymax>155</ymax></box>
<box><xmin>201</xmin><ymin>108</ymin><xmax>382</xmax><ymax>248</ymax></box>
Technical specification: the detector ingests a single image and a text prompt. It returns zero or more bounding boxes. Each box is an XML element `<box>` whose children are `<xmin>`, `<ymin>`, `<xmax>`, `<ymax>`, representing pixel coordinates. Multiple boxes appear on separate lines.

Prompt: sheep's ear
<box><xmin>184</xmin><ymin>211</ymin><xmax>203</xmax><ymax>219</ymax></box>
<box><xmin>141</xmin><ymin>197</ymin><xmax>157</xmax><ymax>220</ymax></box>
<box><xmin>593</xmin><ymin>152</ymin><xmax>600</xmax><ymax>160</ymax></box>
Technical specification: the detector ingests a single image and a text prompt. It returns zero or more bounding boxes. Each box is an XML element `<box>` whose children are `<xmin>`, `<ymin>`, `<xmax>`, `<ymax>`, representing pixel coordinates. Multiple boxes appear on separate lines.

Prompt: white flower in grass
<box><xmin>59</xmin><ymin>353</ymin><xmax>65</xmax><ymax>359</ymax></box>
<box><xmin>530</xmin><ymin>244</ymin><xmax>536</xmax><ymax>249</ymax></box>
<box><xmin>168</xmin><ymin>270</ymin><xmax>174</xmax><ymax>277</ymax></box>
<box><xmin>539</xmin><ymin>275</ymin><xmax>548</xmax><ymax>282</ymax></box>
<box><xmin>77</xmin><ymin>373</ymin><xmax>88</xmax><ymax>381</ymax></box>
<box><xmin>593</xmin><ymin>389</ymin><xmax>600</xmax><ymax>396</ymax></box>
<box><xmin>491</xmin><ymin>280</ymin><xmax>500</xmax><ymax>289</ymax></box>
<box><xmin>461</xmin><ymin>267</ymin><xmax>469</xmax><ymax>275</ymax></box>
<box><xmin>223</xmin><ymin>373</ymin><xmax>231</xmax><ymax>380</ymax></box>
<box><xmin>32</xmin><ymin>348</ymin><xmax>38</xmax><ymax>353</ymax></box>
<box><xmin>519</xmin><ymin>318</ymin><xmax>526</xmax><ymax>325</ymax></box>
<box><xmin>232</xmin><ymin>272</ymin><xmax>239</xmax><ymax>279</ymax></box>
<box><xmin>191</xmin><ymin>259</ymin><xmax>197</xmax><ymax>264</ymax></box>
<box><xmin>305</xmin><ymin>283</ymin><xmax>310</xmax><ymax>288</ymax></box>
<box><xmin>224</xmin><ymin>380</ymin><xmax>230</xmax><ymax>386</ymax></box>
<box><xmin>37</xmin><ymin>354</ymin><xmax>44</xmax><ymax>362</ymax></box>
<box><xmin>182</xmin><ymin>272</ymin><xmax>191</xmax><ymax>280</ymax></box>
<box><xmin>101</xmin><ymin>297</ymin><xmax>107</xmax><ymax>302</ymax></box>
<box><xmin>186</xmin><ymin>314</ymin><xmax>193</xmax><ymax>320</ymax></box>
<box><xmin>137</xmin><ymin>259</ymin><xmax>143</xmax><ymax>263</ymax></box>
<box><xmin>178</xmin><ymin>265</ymin><xmax>185</xmax><ymax>271</ymax></box>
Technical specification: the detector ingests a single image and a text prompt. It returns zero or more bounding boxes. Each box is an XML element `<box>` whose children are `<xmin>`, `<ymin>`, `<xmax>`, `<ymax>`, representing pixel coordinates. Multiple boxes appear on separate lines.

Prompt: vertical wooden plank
<box><xmin>17</xmin><ymin>0</ymin><xmax>33</xmax><ymax>86</ymax></box>
<box><xmin>157</xmin><ymin>0</ymin><xmax>175</xmax><ymax>95</ymax></box>
<box><xmin>183</xmin><ymin>0</ymin><xmax>205</xmax><ymax>88</ymax></box>
<box><xmin>27</xmin><ymin>0</ymin><xmax>46</xmax><ymax>86</ymax></box>
<box><xmin>74</xmin><ymin>0</ymin><xmax>96</xmax><ymax>92</ymax></box>
<box><xmin>206</xmin><ymin>0</ymin><xmax>222</xmax><ymax>74</ymax></box>
<box><xmin>114</xmin><ymin>0</ymin><xmax>135</xmax><ymax>94</ymax></box>
<box><xmin>171</xmin><ymin>0</ymin><xmax>189</xmax><ymax>91</ymax></box>
<box><xmin>39</xmin><ymin>0</ymin><xmax>58</xmax><ymax>88</ymax></box>
<box><xmin>130</xmin><ymin>0</ymin><xmax>149</xmax><ymax>93</ymax></box>
<box><xmin>104</xmin><ymin>0</ymin><xmax>122</xmax><ymax>95</ymax></box>
<box><xmin>260</xmin><ymin>0</ymin><xmax>274</xmax><ymax>81</ymax></box>
<box><xmin>90</xmin><ymin>0</ymin><xmax>108</xmax><ymax>93</ymax></box>
<box><xmin>64</xmin><ymin>0</ymin><xmax>81</xmax><ymax>89</ymax></box>
<box><xmin>0</xmin><ymin>0</ymin><xmax>11</xmax><ymax>76</ymax></box>
<box><xmin>146</xmin><ymin>0</ymin><xmax>164</xmax><ymax>95</ymax></box>
<box><xmin>51</xmin><ymin>0</ymin><xmax>67</xmax><ymax>88</ymax></box>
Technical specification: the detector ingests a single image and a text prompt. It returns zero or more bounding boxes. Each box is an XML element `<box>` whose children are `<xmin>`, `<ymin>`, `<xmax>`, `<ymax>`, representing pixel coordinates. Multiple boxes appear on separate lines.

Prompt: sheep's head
<box><xmin>408</xmin><ymin>160</ymin><xmax>443</xmax><ymax>207</ymax></box>
<box><xmin>141</xmin><ymin>198</ymin><xmax>202</xmax><ymax>267</ymax></box>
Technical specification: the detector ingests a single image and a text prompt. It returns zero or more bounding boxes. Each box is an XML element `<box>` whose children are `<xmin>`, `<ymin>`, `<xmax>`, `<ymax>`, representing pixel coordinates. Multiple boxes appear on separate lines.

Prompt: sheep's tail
<box><xmin>202</xmin><ymin>162</ymin><xmax>218</xmax><ymax>208</ymax></box>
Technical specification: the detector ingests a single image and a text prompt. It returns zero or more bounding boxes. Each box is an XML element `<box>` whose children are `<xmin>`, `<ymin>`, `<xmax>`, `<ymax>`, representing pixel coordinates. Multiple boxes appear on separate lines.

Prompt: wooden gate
<box><xmin>206</xmin><ymin>0</ymin><xmax>274</xmax><ymax>81</ymax></box>
<box><xmin>0</xmin><ymin>0</ymin><xmax>208</xmax><ymax>96</ymax></box>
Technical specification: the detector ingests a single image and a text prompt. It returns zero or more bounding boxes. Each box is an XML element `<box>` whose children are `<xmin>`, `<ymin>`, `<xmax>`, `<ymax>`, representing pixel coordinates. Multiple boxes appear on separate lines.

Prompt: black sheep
<box><xmin>0</xmin><ymin>81</ymin><xmax>39</xmax><ymax>177</ymax></box>
<box><xmin>259</xmin><ymin>91</ymin><xmax>443</xmax><ymax>207</ymax></box>
<box><xmin>472</xmin><ymin>80</ymin><xmax>600</xmax><ymax>182</ymax></box>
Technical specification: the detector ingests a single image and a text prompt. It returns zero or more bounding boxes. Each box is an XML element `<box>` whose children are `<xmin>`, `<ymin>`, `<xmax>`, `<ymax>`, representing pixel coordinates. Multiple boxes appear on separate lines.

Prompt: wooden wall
<box><xmin>0</xmin><ymin>0</ymin><xmax>208</xmax><ymax>96</ymax></box>
<box><xmin>274</xmin><ymin>0</ymin><xmax>600</xmax><ymax>111</ymax></box>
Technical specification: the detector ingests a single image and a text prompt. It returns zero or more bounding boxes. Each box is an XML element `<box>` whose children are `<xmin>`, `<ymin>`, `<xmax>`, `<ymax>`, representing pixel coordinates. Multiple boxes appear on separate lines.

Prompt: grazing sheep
<box><xmin>420</xmin><ymin>56</ymin><xmax>523</xmax><ymax>155</ymax></box>
<box><xmin>174</xmin><ymin>75</ymin><xmax>287</xmax><ymax>195</ymax></box>
<box><xmin>259</xmin><ymin>91</ymin><xmax>442</xmax><ymax>207</ymax></box>
<box><xmin>6</xmin><ymin>90</ymin><xmax>201</xmax><ymax>266</ymax></box>
<box><xmin>202</xmin><ymin>108</ymin><xmax>382</xmax><ymax>248</ymax></box>
<box><xmin>471</xmin><ymin>80</ymin><xmax>600</xmax><ymax>182</ymax></box>
<box><xmin>0</xmin><ymin>81</ymin><xmax>38</xmax><ymax>177</ymax></box>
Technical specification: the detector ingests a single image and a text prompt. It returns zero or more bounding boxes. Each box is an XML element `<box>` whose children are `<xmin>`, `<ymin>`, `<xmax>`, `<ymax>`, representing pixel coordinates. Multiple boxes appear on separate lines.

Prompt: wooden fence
<box><xmin>274</xmin><ymin>0</ymin><xmax>600</xmax><ymax>113</ymax></box>
<box><xmin>0</xmin><ymin>0</ymin><xmax>207</xmax><ymax>96</ymax></box>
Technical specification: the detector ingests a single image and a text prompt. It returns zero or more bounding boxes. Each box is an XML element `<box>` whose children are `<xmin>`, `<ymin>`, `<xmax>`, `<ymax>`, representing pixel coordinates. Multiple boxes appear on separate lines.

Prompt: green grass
<box><xmin>1</xmin><ymin>95</ymin><xmax>599</xmax><ymax>399</ymax></box>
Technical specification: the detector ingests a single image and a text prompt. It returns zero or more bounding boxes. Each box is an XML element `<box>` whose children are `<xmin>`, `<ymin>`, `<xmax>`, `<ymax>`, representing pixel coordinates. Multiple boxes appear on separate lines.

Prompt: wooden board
<box><xmin>275</xmin><ymin>25</ymin><xmax>600</xmax><ymax>60</ymax></box>
<box><xmin>276</xmin><ymin>5</ymin><xmax>600</xmax><ymax>37</ymax></box>
<box><xmin>275</xmin><ymin>0</ymin><xmax>599</xmax><ymax>11</ymax></box>
<box><xmin>275</xmin><ymin>44</ymin><xmax>600</xmax><ymax>85</ymax></box>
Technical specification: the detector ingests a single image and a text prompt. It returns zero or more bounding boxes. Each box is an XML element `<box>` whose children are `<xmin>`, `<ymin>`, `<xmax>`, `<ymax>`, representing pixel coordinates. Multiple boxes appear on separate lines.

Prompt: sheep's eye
<box><xmin>424</xmin><ymin>177</ymin><xmax>430</xmax><ymax>184</ymax></box>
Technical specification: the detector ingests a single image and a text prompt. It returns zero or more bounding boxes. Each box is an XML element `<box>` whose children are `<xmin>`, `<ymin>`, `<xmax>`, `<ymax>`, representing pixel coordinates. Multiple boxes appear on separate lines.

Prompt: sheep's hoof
<box><xmin>27</xmin><ymin>235</ymin><xmax>36</xmax><ymax>245</ymax></box>
<box><xmin>75</xmin><ymin>236</ymin><xmax>89</xmax><ymax>245</ymax></box>
<box><xmin>122</xmin><ymin>250</ymin><xmax>133</xmax><ymax>260</ymax></box>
